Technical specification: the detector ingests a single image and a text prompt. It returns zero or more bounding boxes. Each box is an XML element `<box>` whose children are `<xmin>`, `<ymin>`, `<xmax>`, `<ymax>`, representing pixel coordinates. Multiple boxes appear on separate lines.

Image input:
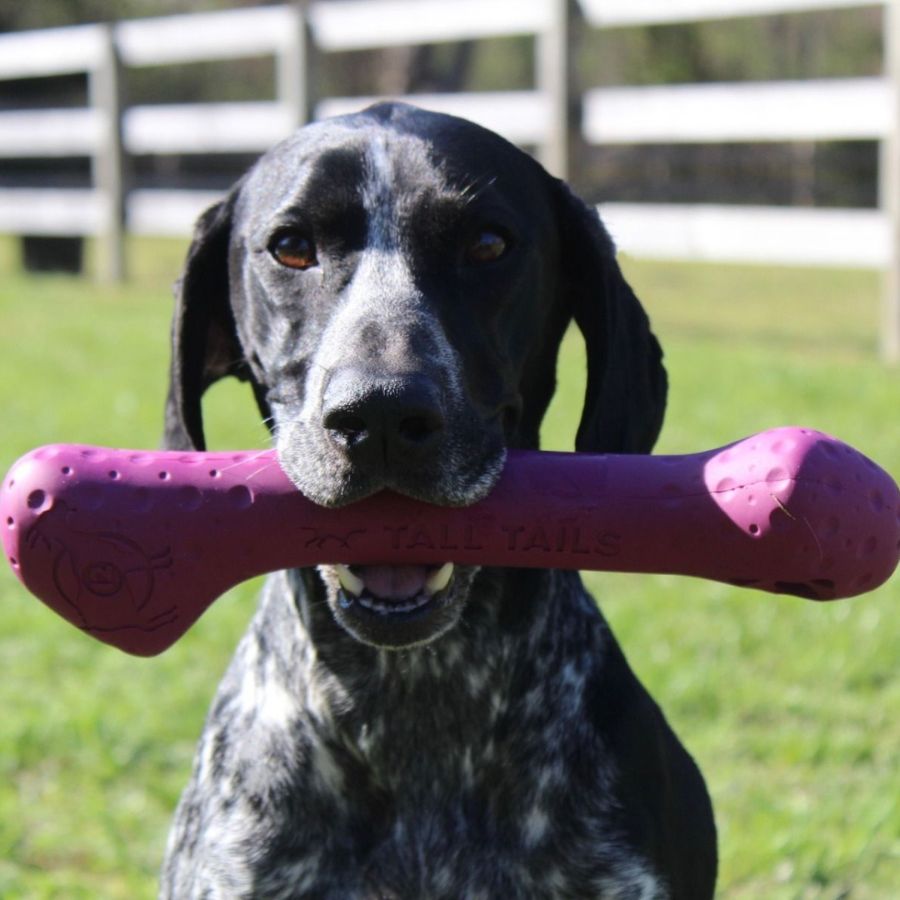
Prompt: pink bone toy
<box><xmin>2</xmin><ymin>426</ymin><xmax>898</xmax><ymax>656</ymax></box>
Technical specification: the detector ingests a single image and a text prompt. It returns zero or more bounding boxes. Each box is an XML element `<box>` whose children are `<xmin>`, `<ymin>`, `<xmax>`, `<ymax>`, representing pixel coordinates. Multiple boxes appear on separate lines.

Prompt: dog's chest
<box><xmin>168</xmin><ymin>578</ymin><xmax>667</xmax><ymax>898</ymax></box>
<box><xmin>258</xmin><ymin>774</ymin><xmax>639</xmax><ymax>899</ymax></box>
<box><xmin>245</xmin><ymin>657</ymin><xmax>658</xmax><ymax>898</ymax></box>
<box><xmin>253</xmin><ymin>790</ymin><xmax>665</xmax><ymax>900</ymax></box>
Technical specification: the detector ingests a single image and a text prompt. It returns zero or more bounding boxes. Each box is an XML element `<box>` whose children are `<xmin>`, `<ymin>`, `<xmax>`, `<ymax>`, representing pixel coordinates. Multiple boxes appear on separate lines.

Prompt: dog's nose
<box><xmin>322</xmin><ymin>368</ymin><xmax>446</xmax><ymax>465</ymax></box>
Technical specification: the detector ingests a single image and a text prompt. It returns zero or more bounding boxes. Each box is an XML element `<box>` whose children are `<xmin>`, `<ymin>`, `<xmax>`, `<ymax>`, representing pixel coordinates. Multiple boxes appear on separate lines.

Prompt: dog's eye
<box><xmin>270</xmin><ymin>231</ymin><xmax>318</xmax><ymax>270</ymax></box>
<box><xmin>465</xmin><ymin>229</ymin><xmax>509</xmax><ymax>265</ymax></box>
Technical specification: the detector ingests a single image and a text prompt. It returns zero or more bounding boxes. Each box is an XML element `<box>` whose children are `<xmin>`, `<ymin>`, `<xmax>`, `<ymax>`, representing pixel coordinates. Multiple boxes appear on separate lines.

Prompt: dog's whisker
<box><xmin>458</xmin><ymin>175</ymin><xmax>497</xmax><ymax>208</ymax></box>
<box><xmin>215</xmin><ymin>448</ymin><xmax>273</xmax><ymax>476</ymax></box>
<box><xmin>243</xmin><ymin>462</ymin><xmax>278</xmax><ymax>482</ymax></box>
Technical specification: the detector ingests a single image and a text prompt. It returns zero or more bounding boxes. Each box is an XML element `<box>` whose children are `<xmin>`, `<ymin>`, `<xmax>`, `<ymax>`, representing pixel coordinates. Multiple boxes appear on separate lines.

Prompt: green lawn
<box><xmin>1</xmin><ymin>237</ymin><xmax>897</xmax><ymax>898</ymax></box>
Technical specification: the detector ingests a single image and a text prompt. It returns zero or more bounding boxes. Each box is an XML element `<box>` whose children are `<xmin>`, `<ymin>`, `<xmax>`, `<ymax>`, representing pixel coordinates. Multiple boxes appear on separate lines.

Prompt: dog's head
<box><xmin>164</xmin><ymin>102</ymin><xmax>666</xmax><ymax>649</ymax></box>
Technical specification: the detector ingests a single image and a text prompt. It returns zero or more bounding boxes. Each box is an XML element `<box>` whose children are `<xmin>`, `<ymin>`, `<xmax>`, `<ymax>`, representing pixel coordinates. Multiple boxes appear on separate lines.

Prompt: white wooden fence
<box><xmin>0</xmin><ymin>0</ymin><xmax>898</xmax><ymax>360</ymax></box>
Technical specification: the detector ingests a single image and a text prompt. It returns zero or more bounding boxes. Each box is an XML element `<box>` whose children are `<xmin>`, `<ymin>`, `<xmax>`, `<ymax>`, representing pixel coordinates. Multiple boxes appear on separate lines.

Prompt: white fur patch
<box><xmin>523</xmin><ymin>803</ymin><xmax>550</xmax><ymax>847</ymax></box>
<box><xmin>310</xmin><ymin>740</ymin><xmax>345</xmax><ymax>796</ymax></box>
<box><xmin>599</xmin><ymin>864</ymin><xmax>668</xmax><ymax>899</ymax></box>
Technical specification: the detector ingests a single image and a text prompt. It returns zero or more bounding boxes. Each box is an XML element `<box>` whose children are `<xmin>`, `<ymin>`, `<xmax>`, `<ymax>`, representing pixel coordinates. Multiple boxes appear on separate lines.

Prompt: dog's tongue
<box><xmin>357</xmin><ymin>565</ymin><xmax>430</xmax><ymax>600</ymax></box>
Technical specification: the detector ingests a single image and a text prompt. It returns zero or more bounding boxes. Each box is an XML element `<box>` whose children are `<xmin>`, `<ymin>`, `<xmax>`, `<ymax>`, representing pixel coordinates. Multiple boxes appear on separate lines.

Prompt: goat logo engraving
<box><xmin>25</xmin><ymin>502</ymin><xmax>176</xmax><ymax>634</ymax></box>
<box><xmin>301</xmin><ymin>527</ymin><xmax>366</xmax><ymax>550</ymax></box>
<box><xmin>82</xmin><ymin>560</ymin><xmax>125</xmax><ymax>597</ymax></box>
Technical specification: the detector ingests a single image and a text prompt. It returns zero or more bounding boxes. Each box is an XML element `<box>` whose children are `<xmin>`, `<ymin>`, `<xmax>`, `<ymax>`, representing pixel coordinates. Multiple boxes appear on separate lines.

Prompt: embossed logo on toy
<box><xmin>382</xmin><ymin>515</ymin><xmax>622</xmax><ymax>558</ymax></box>
<box><xmin>299</xmin><ymin>526</ymin><xmax>367</xmax><ymax>550</ymax></box>
<box><xmin>24</xmin><ymin>501</ymin><xmax>177</xmax><ymax>635</ymax></box>
<box><xmin>384</xmin><ymin>521</ymin><xmax>487</xmax><ymax>552</ymax></box>
<box><xmin>501</xmin><ymin>518</ymin><xmax>622</xmax><ymax>557</ymax></box>
<box><xmin>82</xmin><ymin>560</ymin><xmax>126</xmax><ymax>596</ymax></box>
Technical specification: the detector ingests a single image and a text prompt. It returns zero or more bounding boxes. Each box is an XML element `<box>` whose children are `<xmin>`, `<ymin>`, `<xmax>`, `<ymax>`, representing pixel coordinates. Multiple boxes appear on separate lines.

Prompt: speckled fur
<box><xmin>163</xmin><ymin>569</ymin><xmax>684</xmax><ymax>898</ymax></box>
<box><xmin>160</xmin><ymin>103</ymin><xmax>716</xmax><ymax>898</ymax></box>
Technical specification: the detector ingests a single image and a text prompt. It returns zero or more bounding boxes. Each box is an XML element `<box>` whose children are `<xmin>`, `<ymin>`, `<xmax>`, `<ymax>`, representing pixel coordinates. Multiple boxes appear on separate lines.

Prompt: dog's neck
<box><xmin>261</xmin><ymin>566</ymin><xmax>600</xmax><ymax>788</ymax></box>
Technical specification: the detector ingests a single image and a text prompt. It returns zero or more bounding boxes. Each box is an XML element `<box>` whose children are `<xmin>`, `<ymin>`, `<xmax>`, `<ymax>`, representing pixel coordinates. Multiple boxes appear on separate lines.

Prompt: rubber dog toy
<box><xmin>2</xmin><ymin>426</ymin><xmax>898</xmax><ymax>655</ymax></box>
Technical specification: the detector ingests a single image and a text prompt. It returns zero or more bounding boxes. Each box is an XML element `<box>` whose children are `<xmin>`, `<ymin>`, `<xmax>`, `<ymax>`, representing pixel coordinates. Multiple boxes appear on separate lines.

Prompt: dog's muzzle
<box><xmin>320</xmin><ymin>560</ymin><xmax>477</xmax><ymax>649</ymax></box>
<box><xmin>279</xmin><ymin>367</ymin><xmax>504</xmax><ymax>647</ymax></box>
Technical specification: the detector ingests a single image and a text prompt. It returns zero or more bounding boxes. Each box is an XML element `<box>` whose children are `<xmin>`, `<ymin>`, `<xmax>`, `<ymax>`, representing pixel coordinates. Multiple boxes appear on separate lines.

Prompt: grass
<box><xmin>1</xmin><ymin>236</ymin><xmax>898</xmax><ymax>897</ymax></box>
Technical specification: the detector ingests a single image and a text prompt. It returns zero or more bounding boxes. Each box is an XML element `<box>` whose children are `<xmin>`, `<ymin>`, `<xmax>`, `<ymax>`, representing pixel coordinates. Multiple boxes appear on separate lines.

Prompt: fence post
<box><xmin>883</xmin><ymin>0</ymin><xmax>900</xmax><ymax>363</ymax></box>
<box><xmin>277</xmin><ymin>1</ymin><xmax>317</xmax><ymax>130</ymax></box>
<box><xmin>89</xmin><ymin>24</ymin><xmax>126</xmax><ymax>282</ymax></box>
<box><xmin>535</xmin><ymin>0</ymin><xmax>574</xmax><ymax>180</ymax></box>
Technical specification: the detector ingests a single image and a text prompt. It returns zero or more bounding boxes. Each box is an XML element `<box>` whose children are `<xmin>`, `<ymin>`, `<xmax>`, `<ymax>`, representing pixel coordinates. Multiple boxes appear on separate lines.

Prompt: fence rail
<box><xmin>0</xmin><ymin>0</ymin><xmax>897</xmax><ymax>360</ymax></box>
<box><xmin>0</xmin><ymin>24</ymin><xmax>108</xmax><ymax>79</ymax></box>
<box><xmin>581</xmin><ymin>0</ymin><xmax>883</xmax><ymax>27</ymax></box>
<box><xmin>316</xmin><ymin>92</ymin><xmax>552</xmax><ymax>145</ymax></box>
<box><xmin>584</xmin><ymin>78</ymin><xmax>892</xmax><ymax>144</ymax></box>
<box><xmin>600</xmin><ymin>204</ymin><xmax>890</xmax><ymax>267</ymax></box>
<box><xmin>309</xmin><ymin>0</ymin><xmax>551</xmax><ymax>48</ymax></box>
<box><xmin>0</xmin><ymin>189</ymin><xmax>105</xmax><ymax>236</ymax></box>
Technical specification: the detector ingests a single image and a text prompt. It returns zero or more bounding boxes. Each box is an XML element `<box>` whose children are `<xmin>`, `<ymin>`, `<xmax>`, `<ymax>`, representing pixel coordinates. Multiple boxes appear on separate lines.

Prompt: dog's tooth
<box><xmin>425</xmin><ymin>562</ymin><xmax>454</xmax><ymax>595</ymax></box>
<box><xmin>335</xmin><ymin>564</ymin><xmax>364</xmax><ymax>597</ymax></box>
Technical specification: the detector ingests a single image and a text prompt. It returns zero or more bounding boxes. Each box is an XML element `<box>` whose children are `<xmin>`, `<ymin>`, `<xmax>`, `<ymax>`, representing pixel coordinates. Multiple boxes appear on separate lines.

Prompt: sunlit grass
<box><xmin>1</xmin><ymin>238</ymin><xmax>897</xmax><ymax>897</ymax></box>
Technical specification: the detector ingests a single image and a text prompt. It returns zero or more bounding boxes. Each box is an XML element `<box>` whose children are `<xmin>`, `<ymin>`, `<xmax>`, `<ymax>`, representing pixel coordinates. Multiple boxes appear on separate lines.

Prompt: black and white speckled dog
<box><xmin>159</xmin><ymin>102</ymin><xmax>717</xmax><ymax>898</ymax></box>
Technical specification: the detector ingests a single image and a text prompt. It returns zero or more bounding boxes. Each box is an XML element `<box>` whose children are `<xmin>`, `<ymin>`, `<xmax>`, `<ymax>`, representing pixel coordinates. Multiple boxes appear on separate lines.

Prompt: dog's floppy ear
<box><xmin>557</xmin><ymin>184</ymin><xmax>667</xmax><ymax>455</ymax></box>
<box><xmin>163</xmin><ymin>188</ymin><xmax>251</xmax><ymax>451</ymax></box>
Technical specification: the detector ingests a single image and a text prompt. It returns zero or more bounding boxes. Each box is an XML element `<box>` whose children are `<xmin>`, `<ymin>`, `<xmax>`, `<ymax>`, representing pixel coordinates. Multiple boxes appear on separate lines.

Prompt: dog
<box><xmin>159</xmin><ymin>102</ymin><xmax>717</xmax><ymax>899</ymax></box>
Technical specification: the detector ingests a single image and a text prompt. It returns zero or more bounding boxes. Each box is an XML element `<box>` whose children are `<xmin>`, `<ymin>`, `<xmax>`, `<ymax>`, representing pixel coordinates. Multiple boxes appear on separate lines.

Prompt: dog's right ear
<box><xmin>163</xmin><ymin>190</ymin><xmax>245</xmax><ymax>451</ymax></box>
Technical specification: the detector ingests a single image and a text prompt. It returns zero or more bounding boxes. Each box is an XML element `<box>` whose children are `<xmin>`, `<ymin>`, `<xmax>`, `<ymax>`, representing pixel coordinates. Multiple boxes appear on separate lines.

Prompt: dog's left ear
<box><xmin>163</xmin><ymin>185</ymin><xmax>257</xmax><ymax>451</ymax></box>
<box><xmin>556</xmin><ymin>184</ymin><xmax>667</xmax><ymax>455</ymax></box>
